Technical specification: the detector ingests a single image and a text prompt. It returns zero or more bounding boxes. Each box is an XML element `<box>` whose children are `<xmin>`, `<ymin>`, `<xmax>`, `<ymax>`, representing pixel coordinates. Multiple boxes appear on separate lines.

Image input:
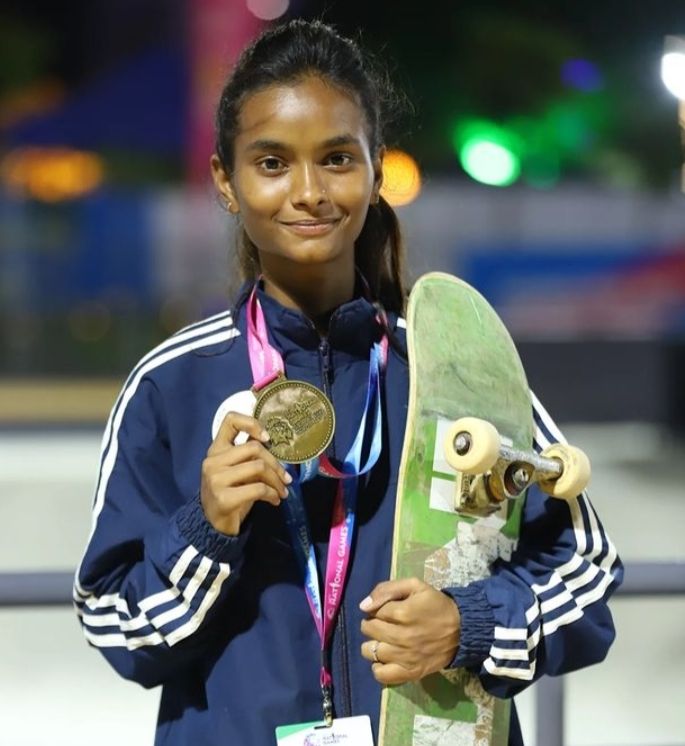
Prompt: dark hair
<box><xmin>214</xmin><ymin>19</ymin><xmax>408</xmax><ymax>314</ymax></box>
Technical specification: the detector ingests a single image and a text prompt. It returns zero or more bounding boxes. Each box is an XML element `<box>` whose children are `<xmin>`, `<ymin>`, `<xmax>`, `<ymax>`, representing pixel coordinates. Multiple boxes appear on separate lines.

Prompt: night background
<box><xmin>2</xmin><ymin>0</ymin><xmax>683</xmax><ymax>186</ymax></box>
<box><xmin>0</xmin><ymin>2</ymin><xmax>684</xmax><ymax>745</ymax></box>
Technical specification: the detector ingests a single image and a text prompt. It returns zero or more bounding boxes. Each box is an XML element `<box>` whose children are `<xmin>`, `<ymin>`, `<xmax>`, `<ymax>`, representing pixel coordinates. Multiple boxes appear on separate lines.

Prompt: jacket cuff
<box><xmin>442</xmin><ymin>582</ymin><xmax>495</xmax><ymax>669</ymax></box>
<box><xmin>175</xmin><ymin>494</ymin><xmax>250</xmax><ymax>564</ymax></box>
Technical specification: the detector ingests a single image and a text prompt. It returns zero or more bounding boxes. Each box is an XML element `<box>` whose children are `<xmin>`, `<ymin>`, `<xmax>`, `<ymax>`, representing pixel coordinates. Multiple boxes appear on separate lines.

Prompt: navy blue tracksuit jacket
<box><xmin>74</xmin><ymin>289</ymin><xmax>623</xmax><ymax>744</ymax></box>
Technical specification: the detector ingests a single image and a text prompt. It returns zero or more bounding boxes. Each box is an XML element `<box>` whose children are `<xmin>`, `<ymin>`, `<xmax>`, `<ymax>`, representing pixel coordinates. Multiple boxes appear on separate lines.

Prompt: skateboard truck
<box><xmin>444</xmin><ymin>417</ymin><xmax>591</xmax><ymax>517</ymax></box>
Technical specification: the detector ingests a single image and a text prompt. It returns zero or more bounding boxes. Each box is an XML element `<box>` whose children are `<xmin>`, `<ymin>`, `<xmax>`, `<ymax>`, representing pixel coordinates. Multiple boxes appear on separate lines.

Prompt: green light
<box><xmin>522</xmin><ymin>150</ymin><xmax>561</xmax><ymax>189</ymax></box>
<box><xmin>453</xmin><ymin>119</ymin><xmax>522</xmax><ymax>187</ymax></box>
<box><xmin>461</xmin><ymin>138</ymin><xmax>521</xmax><ymax>186</ymax></box>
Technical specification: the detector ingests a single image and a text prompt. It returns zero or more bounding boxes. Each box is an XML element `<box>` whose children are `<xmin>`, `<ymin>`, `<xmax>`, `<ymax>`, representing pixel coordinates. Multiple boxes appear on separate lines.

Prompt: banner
<box><xmin>188</xmin><ymin>0</ymin><xmax>263</xmax><ymax>183</ymax></box>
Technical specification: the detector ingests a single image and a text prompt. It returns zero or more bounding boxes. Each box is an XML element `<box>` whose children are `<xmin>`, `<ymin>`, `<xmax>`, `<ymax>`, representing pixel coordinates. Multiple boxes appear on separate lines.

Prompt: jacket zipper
<box><xmin>318</xmin><ymin>337</ymin><xmax>353</xmax><ymax>718</ymax></box>
<box><xmin>319</xmin><ymin>338</ymin><xmax>331</xmax><ymax>401</ymax></box>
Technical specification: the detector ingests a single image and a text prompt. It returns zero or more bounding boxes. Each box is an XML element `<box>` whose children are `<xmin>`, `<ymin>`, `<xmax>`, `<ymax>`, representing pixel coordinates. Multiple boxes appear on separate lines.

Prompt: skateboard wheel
<box><xmin>539</xmin><ymin>444</ymin><xmax>591</xmax><ymax>499</ymax></box>
<box><xmin>443</xmin><ymin>417</ymin><xmax>500</xmax><ymax>473</ymax></box>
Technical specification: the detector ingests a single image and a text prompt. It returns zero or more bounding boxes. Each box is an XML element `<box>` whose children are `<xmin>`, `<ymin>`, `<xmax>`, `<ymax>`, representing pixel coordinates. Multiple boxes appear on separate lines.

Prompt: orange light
<box><xmin>380</xmin><ymin>149</ymin><xmax>421</xmax><ymax>207</ymax></box>
<box><xmin>1</xmin><ymin>147</ymin><xmax>105</xmax><ymax>202</ymax></box>
<box><xmin>0</xmin><ymin>80</ymin><xmax>65</xmax><ymax>129</ymax></box>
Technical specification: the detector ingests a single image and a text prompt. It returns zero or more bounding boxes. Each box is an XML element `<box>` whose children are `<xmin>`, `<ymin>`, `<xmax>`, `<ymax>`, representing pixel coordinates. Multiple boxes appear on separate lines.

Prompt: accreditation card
<box><xmin>275</xmin><ymin>715</ymin><xmax>374</xmax><ymax>745</ymax></box>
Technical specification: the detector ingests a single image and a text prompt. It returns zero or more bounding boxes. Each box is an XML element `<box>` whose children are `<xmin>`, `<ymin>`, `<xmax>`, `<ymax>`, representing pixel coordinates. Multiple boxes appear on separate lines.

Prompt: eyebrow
<box><xmin>321</xmin><ymin>135</ymin><xmax>363</xmax><ymax>149</ymax></box>
<box><xmin>245</xmin><ymin>134</ymin><xmax>363</xmax><ymax>152</ymax></box>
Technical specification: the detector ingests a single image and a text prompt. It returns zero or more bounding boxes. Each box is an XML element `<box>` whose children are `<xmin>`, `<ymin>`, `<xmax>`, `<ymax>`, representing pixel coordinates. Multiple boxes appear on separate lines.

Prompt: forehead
<box><xmin>235</xmin><ymin>76</ymin><xmax>370</xmax><ymax>146</ymax></box>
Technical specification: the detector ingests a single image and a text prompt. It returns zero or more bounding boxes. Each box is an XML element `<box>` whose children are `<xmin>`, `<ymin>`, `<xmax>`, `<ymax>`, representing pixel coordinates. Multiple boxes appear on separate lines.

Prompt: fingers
<box><xmin>360</xmin><ymin>617</ymin><xmax>408</xmax><ymax>648</ymax></box>
<box><xmin>201</xmin><ymin>412</ymin><xmax>293</xmax><ymax>536</ymax></box>
<box><xmin>224</xmin><ymin>481</ymin><xmax>286</xmax><ymax>509</ymax></box>
<box><xmin>211</xmin><ymin>411</ymin><xmax>269</xmax><ymax>451</ymax></box>
<box><xmin>203</xmin><ymin>441</ymin><xmax>291</xmax><ymax>494</ymax></box>
<box><xmin>220</xmin><ymin>459</ymin><xmax>290</xmax><ymax>497</ymax></box>
<box><xmin>208</xmin><ymin>439</ymin><xmax>288</xmax><ymax>479</ymax></box>
<box><xmin>359</xmin><ymin>578</ymin><xmax>462</xmax><ymax>685</ymax></box>
<box><xmin>360</xmin><ymin>640</ymin><xmax>428</xmax><ymax>685</ymax></box>
<box><xmin>360</xmin><ymin>639</ymin><xmax>404</xmax><ymax>665</ymax></box>
<box><xmin>359</xmin><ymin>577</ymin><xmax>424</xmax><ymax>614</ymax></box>
<box><xmin>372</xmin><ymin>662</ymin><xmax>419</xmax><ymax>686</ymax></box>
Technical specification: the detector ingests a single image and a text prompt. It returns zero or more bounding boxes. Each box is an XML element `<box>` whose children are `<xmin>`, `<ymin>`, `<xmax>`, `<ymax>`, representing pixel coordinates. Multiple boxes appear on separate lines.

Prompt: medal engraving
<box><xmin>254</xmin><ymin>379</ymin><xmax>335</xmax><ymax>463</ymax></box>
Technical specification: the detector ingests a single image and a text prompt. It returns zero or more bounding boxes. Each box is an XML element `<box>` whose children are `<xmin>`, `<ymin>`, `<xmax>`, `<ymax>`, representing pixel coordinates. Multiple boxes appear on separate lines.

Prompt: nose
<box><xmin>290</xmin><ymin>163</ymin><xmax>329</xmax><ymax>211</ymax></box>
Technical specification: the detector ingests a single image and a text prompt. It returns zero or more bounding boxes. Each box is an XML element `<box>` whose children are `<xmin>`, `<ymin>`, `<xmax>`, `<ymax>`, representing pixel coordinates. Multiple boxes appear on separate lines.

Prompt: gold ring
<box><xmin>372</xmin><ymin>640</ymin><xmax>380</xmax><ymax>663</ymax></box>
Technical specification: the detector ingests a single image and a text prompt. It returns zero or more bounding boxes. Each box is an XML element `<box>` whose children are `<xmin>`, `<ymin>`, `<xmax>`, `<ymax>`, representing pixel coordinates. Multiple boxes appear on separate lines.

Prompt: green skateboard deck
<box><xmin>378</xmin><ymin>272</ymin><xmax>533</xmax><ymax>746</ymax></box>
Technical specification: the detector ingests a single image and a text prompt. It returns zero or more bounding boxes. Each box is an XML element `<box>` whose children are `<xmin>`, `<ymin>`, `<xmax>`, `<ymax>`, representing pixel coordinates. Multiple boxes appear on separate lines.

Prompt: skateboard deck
<box><xmin>378</xmin><ymin>272</ymin><xmax>533</xmax><ymax>746</ymax></box>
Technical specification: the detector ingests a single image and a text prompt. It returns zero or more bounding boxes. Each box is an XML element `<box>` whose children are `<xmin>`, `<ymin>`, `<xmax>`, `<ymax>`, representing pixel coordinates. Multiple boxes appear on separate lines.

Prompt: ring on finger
<box><xmin>372</xmin><ymin>639</ymin><xmax>381</xmax><ymax>664</ymax></box>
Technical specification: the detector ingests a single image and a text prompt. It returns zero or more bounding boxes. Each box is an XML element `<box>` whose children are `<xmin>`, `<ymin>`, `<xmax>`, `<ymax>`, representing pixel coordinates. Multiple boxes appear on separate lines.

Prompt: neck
<box><xmin>260</xmin><ymin>261</ymin><xmax>356</xmax><ymax>329</ymax></box>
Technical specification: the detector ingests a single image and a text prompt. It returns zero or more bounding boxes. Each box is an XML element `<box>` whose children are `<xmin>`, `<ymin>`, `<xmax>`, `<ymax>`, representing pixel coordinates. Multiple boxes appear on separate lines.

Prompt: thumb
<box><xmin>359</xmin><ymin>578</ymin><xmax>423</xmax><ymax>614</ymax></box>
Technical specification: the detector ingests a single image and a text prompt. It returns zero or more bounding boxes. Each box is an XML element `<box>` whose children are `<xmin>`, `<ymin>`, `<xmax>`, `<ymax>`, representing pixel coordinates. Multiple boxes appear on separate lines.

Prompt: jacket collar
<box><xmin>237</xmin><ymin>281</ymin><xmax>383</xmax><ymax>357</ymax></box>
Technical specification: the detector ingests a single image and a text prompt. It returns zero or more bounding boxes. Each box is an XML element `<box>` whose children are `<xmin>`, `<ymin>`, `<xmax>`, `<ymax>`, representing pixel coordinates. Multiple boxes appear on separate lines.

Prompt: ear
<box><xmin>371</xmin><ymin>146</ymin><xmax>385</xmax><ymax>204</ymax></box>
<box><xmin>210</xmin><ymin>154</ymin><xmax>239</xmax><ymax>213</ymax></box>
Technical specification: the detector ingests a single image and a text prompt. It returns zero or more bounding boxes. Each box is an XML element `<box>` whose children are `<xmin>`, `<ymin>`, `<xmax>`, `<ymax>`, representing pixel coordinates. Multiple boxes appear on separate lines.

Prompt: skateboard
<box><xmin>378</xmin><ymin>272</ymin><xmax>589</xmax><ymax>746</ymax></box>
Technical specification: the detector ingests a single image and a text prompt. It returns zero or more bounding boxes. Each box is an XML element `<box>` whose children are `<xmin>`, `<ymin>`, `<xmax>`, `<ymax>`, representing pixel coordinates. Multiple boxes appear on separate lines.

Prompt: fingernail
<box><xmin>359</xmin><ymin>596</ymin><xmax>373</xmax><ymax>612</ymax></box>
<box><xmin>283</xmin><ymin>472</ymin><xmax>293</xmax><ymax>484</ymax></box>
<box><xmin>260</xmin><ymin>430</ymin><xmax>270</xmax><ymax>442</ymax></box>
<box><xmin>281</xmin><ymin>487</ymin><xmax>289</xmax><ymax>498</ymax></box>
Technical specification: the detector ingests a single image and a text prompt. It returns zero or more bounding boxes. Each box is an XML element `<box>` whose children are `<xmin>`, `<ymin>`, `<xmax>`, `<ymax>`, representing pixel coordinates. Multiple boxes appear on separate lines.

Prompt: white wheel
<box><xmin>539</xmin><ymin>444</ymin><xmax>591</xmax><ymax>499</ymax></box>
<box><xmin>443</xmin><ymin>417</ymin><xmax>500</xmax><ymax>474</ymax></box>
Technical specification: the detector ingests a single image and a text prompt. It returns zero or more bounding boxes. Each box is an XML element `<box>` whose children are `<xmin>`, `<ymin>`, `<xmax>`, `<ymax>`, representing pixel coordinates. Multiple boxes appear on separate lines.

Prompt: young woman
<box><xmin>73</xmin><ymin>19</ymin><xmax>622</xmax><ymax>746</ymax></box>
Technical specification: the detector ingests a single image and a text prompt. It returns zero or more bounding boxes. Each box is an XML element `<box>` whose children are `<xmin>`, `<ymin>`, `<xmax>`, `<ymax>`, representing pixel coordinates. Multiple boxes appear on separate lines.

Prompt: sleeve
<box><xmin>73</xmin><ymin>375</ymin><xmax>249</xmax><ymax>689</ymax></box>
<box><xmin>442</xmin><ymin>391</ymin><xmax>624</xmax><ymax>697</ymax></box>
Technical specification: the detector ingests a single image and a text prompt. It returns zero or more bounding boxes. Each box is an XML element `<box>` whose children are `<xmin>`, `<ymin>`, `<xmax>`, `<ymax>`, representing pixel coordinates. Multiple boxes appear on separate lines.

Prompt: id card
<box><xmin>275</xmin><ymin>715</ymin><xmax>374</xmax><ymax>745</ymax></box>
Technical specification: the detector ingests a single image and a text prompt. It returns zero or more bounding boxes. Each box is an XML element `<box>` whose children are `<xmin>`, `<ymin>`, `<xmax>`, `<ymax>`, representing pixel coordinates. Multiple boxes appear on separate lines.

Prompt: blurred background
<box><xmin>0</xmin><ymin>1</ymin><xmax>683</xmax><ymax>744</ymax></box>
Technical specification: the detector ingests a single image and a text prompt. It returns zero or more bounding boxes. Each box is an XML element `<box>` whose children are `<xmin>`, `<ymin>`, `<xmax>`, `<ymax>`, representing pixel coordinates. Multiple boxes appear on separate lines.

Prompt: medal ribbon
<box><xmin>245</xmin><ymin>284</ymin><xmax>387</xmax><ymax>724</ymax></box>
<box><xmin>246</xmin><ymin>284</ymin><xmax>285</xmax><ymax>389</ymax></box>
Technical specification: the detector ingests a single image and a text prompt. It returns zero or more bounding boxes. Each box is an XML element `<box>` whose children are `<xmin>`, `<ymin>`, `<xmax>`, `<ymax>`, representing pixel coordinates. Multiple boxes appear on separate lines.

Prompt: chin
<box><xmin>291</xmin><ymin>248</ymin><xmax>345</xmax><ymax>265</ymax></box>
<box><xmin>280</xmin><ymin>238</ymin><xmax>349</xmax><ymax>264</ymax></box>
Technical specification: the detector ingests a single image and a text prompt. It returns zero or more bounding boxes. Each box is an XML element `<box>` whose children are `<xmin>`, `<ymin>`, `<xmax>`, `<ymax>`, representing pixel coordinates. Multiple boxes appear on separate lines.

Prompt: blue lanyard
<box><xmin>280</xmin><ymin>341</ymin><xmax>385</xmax><ymax>724</ymax></box>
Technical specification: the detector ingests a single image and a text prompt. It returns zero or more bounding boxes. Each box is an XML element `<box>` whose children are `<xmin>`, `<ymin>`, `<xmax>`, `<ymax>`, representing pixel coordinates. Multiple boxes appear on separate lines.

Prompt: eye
<box><xmin>257</xmin><ymin>156</ymin><xmax>286</xmax><ymax>173</ymax></box>
<box><xmin>326</xmin><ymin>152</ymin><xmax>353</xmax><ymax>168</ymax></box>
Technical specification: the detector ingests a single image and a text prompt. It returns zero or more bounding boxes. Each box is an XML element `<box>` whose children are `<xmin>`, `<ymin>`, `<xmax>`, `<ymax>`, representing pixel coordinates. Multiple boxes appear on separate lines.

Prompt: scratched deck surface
<box><xmin>378</xmin><ymin>272</ymin><xmax>532</xmax><ymax>746</ymax></box>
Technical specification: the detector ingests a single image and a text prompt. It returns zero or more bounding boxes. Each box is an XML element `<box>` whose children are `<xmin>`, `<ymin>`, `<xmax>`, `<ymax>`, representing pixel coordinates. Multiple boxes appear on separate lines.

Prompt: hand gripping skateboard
<box><xmin>378</xmin><ymin>272</ymin><xmax>589</xmax><ymax>746</ymax></box>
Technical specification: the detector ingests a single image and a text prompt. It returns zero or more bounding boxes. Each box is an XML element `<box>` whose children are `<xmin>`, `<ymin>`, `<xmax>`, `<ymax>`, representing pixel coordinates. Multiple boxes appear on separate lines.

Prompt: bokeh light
<box><xmin>561</xmin><ymin>59</ymin><xmax>603</xmax><ymax>92</ymax></box>
<box><xmin>246</xmin><ymin>0</ymin><xmax>289</xmax><ymax>21</ymax></box>
<box><xmin>461</xmin><ymin>141</ymin><xmax>520</xmax><ymax>186</ymax></box>
<box><xmin>662</xmin><ymin>51</ymin><xmax>685</xmax><ymax>100</ymax></box>
<box><xmin>380</xmin><ymin>149</ymin><xmax>422</xmax><ymax>206</ymax></box>
<box><xmin>1</xmin><ymin>147</ymin><xmax>105</xmax><ymax>202</ymax></box>
<box><xmin>453</xmin><ymin>120</ymin><xmax>522</xmax><ymax>187</ymax></box>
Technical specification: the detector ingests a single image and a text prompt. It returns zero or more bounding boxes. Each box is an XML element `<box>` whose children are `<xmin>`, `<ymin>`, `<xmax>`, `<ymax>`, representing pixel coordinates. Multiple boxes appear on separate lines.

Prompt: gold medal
<box><xmin>254</xmin><ymin>378</ymin><xmax>335</xmax><ymax>463</ymax></box>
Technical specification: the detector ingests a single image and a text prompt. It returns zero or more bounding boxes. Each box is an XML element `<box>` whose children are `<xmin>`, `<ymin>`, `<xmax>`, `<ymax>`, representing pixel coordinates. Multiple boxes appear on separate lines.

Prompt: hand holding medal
<box><xmin>247</xmin><ymin>281</ymin><xmax>339</xmax><ymax>466</ymax></box>
<box><xmin>200</xmin><ymin>411</ymin><xmax>292</xmax><ymax>536</ymax></box>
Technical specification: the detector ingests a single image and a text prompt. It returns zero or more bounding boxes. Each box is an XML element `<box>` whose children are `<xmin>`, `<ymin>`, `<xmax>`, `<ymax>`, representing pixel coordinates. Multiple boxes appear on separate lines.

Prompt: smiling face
<box><xmin>212</xmin><ymin>76</ymin><xmax>383</xmax><ymax>280</ymax></box>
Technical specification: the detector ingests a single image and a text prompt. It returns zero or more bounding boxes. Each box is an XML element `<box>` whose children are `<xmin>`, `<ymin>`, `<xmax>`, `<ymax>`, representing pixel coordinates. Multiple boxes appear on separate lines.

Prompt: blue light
<box><xmin>561</xmin><ymin>59</ymin><xmax>603</xmax><ymax>92</ymax></box>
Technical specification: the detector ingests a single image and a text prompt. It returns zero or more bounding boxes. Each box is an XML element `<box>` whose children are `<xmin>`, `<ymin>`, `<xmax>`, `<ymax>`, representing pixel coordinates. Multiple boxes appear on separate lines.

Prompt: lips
<box><xmin>279</xmin><ymin>218</ymin><xmax>340</xmax><ymax>236</ymax></box>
